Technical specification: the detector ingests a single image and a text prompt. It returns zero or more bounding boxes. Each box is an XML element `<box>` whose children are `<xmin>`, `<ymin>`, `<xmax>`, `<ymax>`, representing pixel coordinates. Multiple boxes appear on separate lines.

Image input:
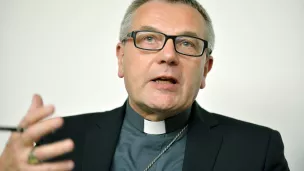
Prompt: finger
<box><xmin>18</xmin><ymin>94</ymin><xmax>46</xmax><ymax>128</ymax></box>
<box><xmin>29</xmin><ymin>94</ymin><xmax>44</xmax><ymax>111</ymax></box>
<box><xmin>22</xmin><ymin>117</ymin><xmax>64</xmax><ymax>145</ymax></box>
<box><xmin>19</xmin><ymin>105</ymin><xmax>55</xmax><ymax>128</ymax></box>
<box><xmin>33</xmin><ymin>139</ymin><xmax>74</xmax><ymax>161</ymax></box>
<box><xmin>28</xmin><ymin>160</ymin><xmax>74</xmax><ymax>171</ymax></box>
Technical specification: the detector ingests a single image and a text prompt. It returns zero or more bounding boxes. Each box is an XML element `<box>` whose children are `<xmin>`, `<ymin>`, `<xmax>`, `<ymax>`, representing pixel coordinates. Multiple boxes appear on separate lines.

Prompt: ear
<box><xmin>200</xmin><ymin>56</ymin><xmax>214</xmax><ymax>89</ymax></box>
<box><xmin>116</xmin><ymin>42</ymin><xmax>124</xmax><ymax>78</ymax></box>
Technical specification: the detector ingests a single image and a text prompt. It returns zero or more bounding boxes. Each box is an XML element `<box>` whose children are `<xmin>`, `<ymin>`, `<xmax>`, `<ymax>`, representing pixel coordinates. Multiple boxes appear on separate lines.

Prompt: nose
<box><xmin>158</xmin><ymin>39</ymin><xmax>179</xmax><ymax>66</ymax></box>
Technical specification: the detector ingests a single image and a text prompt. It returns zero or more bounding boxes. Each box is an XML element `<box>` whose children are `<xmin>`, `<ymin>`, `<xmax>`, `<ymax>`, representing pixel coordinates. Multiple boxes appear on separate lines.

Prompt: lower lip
<box><xmin>149</xmin><ymin>81</ymin><xmax>179</xmax><ymax>91</ymax></box>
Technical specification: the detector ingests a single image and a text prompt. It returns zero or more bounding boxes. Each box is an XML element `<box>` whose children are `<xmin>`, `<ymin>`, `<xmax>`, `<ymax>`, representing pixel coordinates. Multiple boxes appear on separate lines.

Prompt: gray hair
<box><xmin>119</xmin><ymin>0</ymin><xmax>215</xmax><ymax>53</ymax></box>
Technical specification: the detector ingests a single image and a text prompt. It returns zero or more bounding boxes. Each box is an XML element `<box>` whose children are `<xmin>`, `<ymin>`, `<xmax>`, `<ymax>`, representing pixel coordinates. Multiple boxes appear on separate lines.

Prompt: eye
<box><xmin>181</xmin><ymin>41</ymin><xmax>194</xmax><ymax>47</ymax></box>
<box><xmin>144</xmin><ymin>36</ymin><xmax>155</xmax><ymax>42</ymax></box>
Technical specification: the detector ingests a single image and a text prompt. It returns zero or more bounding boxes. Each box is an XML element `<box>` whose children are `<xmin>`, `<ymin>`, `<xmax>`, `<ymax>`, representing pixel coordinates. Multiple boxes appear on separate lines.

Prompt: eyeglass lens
<box><xmin>135</xmin><ymin>31</ymin><xmax>205</xmax><ymax>56</ymax></box>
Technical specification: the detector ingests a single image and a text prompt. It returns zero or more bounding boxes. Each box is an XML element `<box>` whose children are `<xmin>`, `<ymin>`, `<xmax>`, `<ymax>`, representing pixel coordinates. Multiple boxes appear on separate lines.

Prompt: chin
<box><xmin>145</xmin><ymin>93</ymin><xmax>179</xmax><ymax>112</ymax></box>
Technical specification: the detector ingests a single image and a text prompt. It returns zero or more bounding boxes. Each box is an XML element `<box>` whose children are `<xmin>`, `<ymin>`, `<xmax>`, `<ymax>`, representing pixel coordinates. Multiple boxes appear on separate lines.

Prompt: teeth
<box><xmin>155</xmin><ymin>80</ymin><xmax>172</xmax><ymax>84</ymax></box>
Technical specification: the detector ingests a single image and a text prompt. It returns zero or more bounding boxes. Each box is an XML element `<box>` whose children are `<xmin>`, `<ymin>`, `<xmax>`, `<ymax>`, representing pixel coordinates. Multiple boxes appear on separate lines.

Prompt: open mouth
<box><xmin>151</xmin><ymin>77</ymin><xmax>178</xmax><ymax>84</ymax></box>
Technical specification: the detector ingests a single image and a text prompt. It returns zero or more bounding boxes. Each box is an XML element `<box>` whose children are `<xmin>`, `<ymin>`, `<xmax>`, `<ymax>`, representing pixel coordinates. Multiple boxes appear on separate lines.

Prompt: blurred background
<box><xmin>0</xmin><ymin>0</ymin><xmax>303</xmax><ymax>170</ymax></box>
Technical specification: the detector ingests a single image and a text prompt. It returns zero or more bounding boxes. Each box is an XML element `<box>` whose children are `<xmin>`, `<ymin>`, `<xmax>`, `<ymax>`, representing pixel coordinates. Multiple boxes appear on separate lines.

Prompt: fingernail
<box><xmin>32</xmin><ymin>94</ymin><xmax>37</xmax><ymax>102</ymax></box>
<box><xmin>69</xmin><ymin>161</ymin><xmax>74</xmax><ymax>169</ymax></box>
<box><xmin>45</xmin><ymin>104</ymin><xmax>54</xmax><ymax>109</ymax></box>
<box><xmin>65</xmin><ymin>139</ymin><xmax>72</xmax><ymax>146</ymax></box>
<box><xmin>45</xmin><ymin>105</ymin><xmax>55</xmax><ymax>112</ymax></box>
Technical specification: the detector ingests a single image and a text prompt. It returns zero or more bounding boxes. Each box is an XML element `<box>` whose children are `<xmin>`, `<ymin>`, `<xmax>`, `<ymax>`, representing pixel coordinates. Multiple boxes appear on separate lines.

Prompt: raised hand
<box><xmin>0</xmin><ymin>94</ymin><xmax>74</xmax><ymax>171</ymax></box>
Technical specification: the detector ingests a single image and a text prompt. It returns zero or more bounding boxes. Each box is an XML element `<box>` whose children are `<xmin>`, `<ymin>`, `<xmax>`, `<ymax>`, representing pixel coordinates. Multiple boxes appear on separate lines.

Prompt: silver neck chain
<box><xmin>143</xmin><ymin>124</ymin><xmax>188</xmax><ymax>171</ymax></box>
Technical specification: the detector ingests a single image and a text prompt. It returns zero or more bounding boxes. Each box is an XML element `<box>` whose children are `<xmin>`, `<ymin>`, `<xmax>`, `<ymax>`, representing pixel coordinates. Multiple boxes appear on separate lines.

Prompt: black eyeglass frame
<box><xmin>122</xmin><ymin>30</ymin><xmax>212</xmax><ymax>57</ymax></box>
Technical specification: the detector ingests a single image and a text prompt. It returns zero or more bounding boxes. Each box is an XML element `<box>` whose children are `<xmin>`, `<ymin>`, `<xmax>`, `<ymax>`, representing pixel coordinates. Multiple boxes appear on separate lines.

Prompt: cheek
<box><xmin>181</xmin><ymin>60</ymin><xmax>205</xmax><ymax>98</ymax></box>
<box><xmin>183</xmin><ymin>60</ymin><xmax>205</xmax><ymax>86</ymax></box>
<box><xmin>188</xmin><ymin>70</ymin><xmax>203</xmax><ymax>90</ymax></box>
<box><xmin>123</xmin><ymin>53</ymin><xmax>151</xmax><ymax>87</ymax></box>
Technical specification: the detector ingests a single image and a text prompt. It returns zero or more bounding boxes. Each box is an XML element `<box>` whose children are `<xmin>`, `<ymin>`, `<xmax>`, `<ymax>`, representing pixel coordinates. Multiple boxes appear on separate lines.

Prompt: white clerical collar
<box><xmin>125</xmin><ymin>101</ymin><xmax>191</xmax><ymax>135</ymax></box>
<box><xmin>143</xmin><ymin>119</ymin><xmax>166</xmax><ymax>134</ymax></box>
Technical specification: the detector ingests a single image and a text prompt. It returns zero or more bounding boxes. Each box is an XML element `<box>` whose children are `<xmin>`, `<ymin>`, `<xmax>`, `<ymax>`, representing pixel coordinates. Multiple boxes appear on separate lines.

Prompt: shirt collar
<box><xmin>125</xmin><ymin>101</ymin><xmax>191</xmax><ymax>135</ymax></box>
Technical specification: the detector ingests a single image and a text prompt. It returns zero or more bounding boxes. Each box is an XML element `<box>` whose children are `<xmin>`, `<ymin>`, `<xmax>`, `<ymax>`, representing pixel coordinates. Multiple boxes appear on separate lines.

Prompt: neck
<box><xmin>125</xmin><ymin>100</ymin><xmax>192</xmax><ymax>134</ymax></box>
<box><xmin>128</xmin><ymin>99</ymin><xmax>188</xmax><ymax>121</ymax></box>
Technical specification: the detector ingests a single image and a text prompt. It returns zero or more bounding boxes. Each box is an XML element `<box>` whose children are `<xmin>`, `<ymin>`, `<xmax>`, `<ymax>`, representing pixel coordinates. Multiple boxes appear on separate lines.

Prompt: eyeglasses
<box><xmin>122</xmin><ymin>30</ymin><xmax>211</xmax><ymax>57</ymax></box>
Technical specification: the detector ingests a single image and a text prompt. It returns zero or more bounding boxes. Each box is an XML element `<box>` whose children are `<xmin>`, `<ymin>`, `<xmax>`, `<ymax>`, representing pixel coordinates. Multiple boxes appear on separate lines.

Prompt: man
<box><xmin>0</xmin><ymin>0</ymin><xmax>289</xmax><ymax>171</ymax></box>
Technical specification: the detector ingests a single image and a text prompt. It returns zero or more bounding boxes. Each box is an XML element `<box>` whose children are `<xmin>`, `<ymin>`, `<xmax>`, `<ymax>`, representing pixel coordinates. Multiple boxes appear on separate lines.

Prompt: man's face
<box><xmin>116</xmin><ymin>1</ymin><xmax>213</xmax><ymax>120</ymax></box>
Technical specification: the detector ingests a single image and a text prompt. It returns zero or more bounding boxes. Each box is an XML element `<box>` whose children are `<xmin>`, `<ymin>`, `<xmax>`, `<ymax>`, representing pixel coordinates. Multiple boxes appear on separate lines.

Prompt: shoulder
<box><xmin>207</xmin><ymin>111</ymin><xmax>285</xmax><ymax>153</ymax></box>
<box><xmin>39</xmin><ymin>105</ymin><xmax>124</xmax><ymax>143</ymax></box>
<box><xmin>210</xmin><ymin>113</ymin><xmax>289</xmax><ymax>170</ymax></box>
<box><xmin>195</xmin><ymin>104</ymin><xmax>280</xmax><ymax>146</ymax></box>
<box><xmin>212</xmin><ymin>112</ymin><xmax>273</xmax><ymax>132</ymax></box>
<box><xmin>210</xmin><ymin>112</ymin><xmax>277</xmax><ymax>140</ymax></box>
<box><xmin>193</xmin><ymin>102</ymin><xmax>274</xmax><ymax>136</ymax></box>
<box><xmin>62</xmin><ymin>105</ymin><xmax>123</xmax><ymax>127</ymax></box>
<box><xmin>193</xmin><ymin>102</ymin><xmax>276</xmax><ymax>138</ymax></box>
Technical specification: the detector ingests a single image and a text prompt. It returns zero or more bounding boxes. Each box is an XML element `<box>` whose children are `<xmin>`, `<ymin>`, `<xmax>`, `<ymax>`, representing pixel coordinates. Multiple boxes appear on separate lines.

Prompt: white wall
<box><xmin>0</xmin><ymin>0</ymin><xmax>303</xmax><ymax>170</ymax></box>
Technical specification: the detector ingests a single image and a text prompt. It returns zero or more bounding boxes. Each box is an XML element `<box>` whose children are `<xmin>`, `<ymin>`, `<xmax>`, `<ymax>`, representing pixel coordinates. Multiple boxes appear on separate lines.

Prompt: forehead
<box><xmin>131</xmin><ymin>1</ymin><xmax>207</xmax><ymax>39</ymax></box>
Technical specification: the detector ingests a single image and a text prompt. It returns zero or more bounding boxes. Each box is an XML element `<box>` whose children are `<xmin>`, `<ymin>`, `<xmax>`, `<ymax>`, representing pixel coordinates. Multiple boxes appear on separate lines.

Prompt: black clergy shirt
<box><xmin>111</xmin><ymin>102</ymin><xmax>191</xmax><ymax>171</ymax></box>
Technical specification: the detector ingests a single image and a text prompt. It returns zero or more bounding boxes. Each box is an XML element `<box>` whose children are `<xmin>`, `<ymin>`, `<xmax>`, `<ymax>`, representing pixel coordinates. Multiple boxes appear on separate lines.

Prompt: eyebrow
<box><xmin>138</xmin><ymin>25</ymin><xmax>200</xmax><ymax>38</ymax></box>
